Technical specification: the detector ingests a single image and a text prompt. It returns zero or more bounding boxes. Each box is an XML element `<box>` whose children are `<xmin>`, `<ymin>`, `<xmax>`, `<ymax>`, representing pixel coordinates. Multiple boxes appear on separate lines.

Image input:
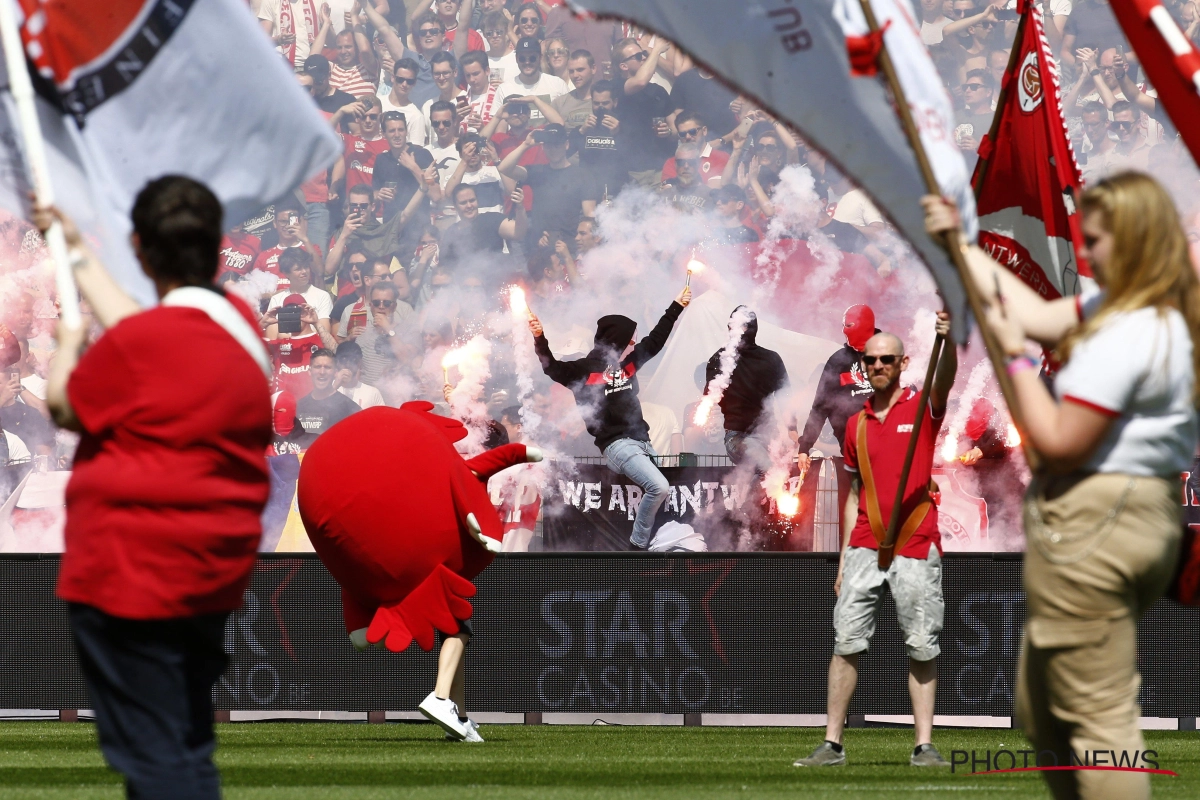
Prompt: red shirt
<box><xmin>268</xmin><ymin>331</ymin><xmax>323</xmax><ymax>398</ymax></box>
<box><xmin>343</xmin><ymin>134</ymin><xmax>390</xmax><ymax>193</ymax></box>
<box><xmin>842</xmin><ymin>387</ymin><xmax>944</xmax><ymax>558</ymax></box>
<box><xmin>59</xmin><ymin>304</ymin><xmax>273</xmax><ymax>619</ymax></box>
<box><xmin>661</xmin><ymin>147</ymin><xmax>730</xmax><ymax>186</ymax></box>
<box><xmin>218</xmin><ymin>231</ymin><xmax>261</xmax><ymax>277</ymax></box>
<box><xmin>491</xmin><ymin>133</ymin><xmax>547</xmax><ymax>211</ymax></box>
<box><xmin>301</xmin><ymin>108</ymin><xmax>336</xmax><ymax>203</ymax></box>
<box><xmin>443</xmin><ymin>27</ymin><xmax>486</xmax><ymax>53</ymax></box>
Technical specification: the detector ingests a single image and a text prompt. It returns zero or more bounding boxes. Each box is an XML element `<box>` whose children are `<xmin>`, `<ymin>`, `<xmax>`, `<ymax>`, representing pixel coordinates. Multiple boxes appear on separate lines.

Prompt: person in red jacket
<box><xmin>42</xmin><ymin>176</ymin><xmax>273</xmax><ymax>800</ymax></box>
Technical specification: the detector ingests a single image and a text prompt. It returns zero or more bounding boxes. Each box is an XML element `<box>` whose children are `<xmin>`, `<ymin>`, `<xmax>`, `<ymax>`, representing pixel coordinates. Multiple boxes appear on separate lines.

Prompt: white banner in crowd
<box><xmin>567</xmin><ymin>0</ymin><xmax>977</xmax><ymax>324</ymax></box>
<box><xmin>0</xmin><ymin>0</ymin><xmax>341</xmax><ymax>305</ymax></box>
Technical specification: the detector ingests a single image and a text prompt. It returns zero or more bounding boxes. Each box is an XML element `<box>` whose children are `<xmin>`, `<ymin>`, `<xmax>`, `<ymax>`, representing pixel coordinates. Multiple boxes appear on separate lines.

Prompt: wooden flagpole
<box><xmin>0</xmin><ymin>0</ymin><xmax>81</xmax><ymax>329</ymax></box>
<box><xmin>970</xmin><ymin>5</ymin><xmax>1030</xmax><ymax>195</ymax></box>
<box><xmin>855</xmin><ymin>0</ymin><xmax>1042</xmax><ymax>569</ymax></box>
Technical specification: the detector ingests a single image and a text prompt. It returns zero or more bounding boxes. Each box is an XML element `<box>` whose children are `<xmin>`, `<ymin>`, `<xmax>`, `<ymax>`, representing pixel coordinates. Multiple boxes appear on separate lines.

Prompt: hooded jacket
<box><xmin>796</xmin><ymin>338</ymin><xmax>878</xmax><ymax>453</ymax></box>
<box><xmin>704</xmin><ymin>314</ymin><xmax>788</xmax><ymax>433</ymax></box>
<box><xmin>535</xmin><ymin>302</ymin><xmax>684</xmax><ymax>451</ymax></box>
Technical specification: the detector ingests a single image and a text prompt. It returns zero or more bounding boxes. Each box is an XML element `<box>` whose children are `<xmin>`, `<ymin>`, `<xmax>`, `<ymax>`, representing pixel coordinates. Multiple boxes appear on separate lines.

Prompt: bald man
<box><xmin>796</xmin><ymin>312</ymin><xmax>956</xmax><ymax>768</ymax></box>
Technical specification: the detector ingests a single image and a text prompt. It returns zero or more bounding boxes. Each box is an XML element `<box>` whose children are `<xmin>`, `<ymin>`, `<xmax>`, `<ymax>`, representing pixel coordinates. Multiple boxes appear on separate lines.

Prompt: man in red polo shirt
<box><xmin>42</xmin><ymin>177</ymin><xmax>273</xmax><ymax>799</ymax></box>
<box><xmin>796</xmin><ymin>312</ymin><xmax>956</xmax><ymax>769</ymax></box>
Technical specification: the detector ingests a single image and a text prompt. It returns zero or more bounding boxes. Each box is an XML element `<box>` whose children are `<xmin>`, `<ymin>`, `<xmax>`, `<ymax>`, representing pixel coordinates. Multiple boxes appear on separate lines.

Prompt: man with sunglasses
<box><xmin>612</xmin><ymin>37</ymin><xmax>677</xmax><ymax>187</ymax></box>
<box><xmin>331</xmin><ymin>95</ymin><xmax>389</xmax><ymax>203</ymax></box>
<box><xmin>426</xmin><ymin>101</ymin><xmax>463</xmax><ymax>197</ymax></box>
<box><xmin>498</xmin><ymin>38</ymin><xmax>569</xmax><ymax>125</ymax></box>
<box><xmin>381</xmin><ymin>58</ymin><xmax>429</xmax><ymax>147</ymax></box>
<box><xmin>1104</xmin><ymin>100</ymin><xmax>1152</xmax><ymax>172</ymax></box>
<box><xmin>1077</xmin><ymin>101</ymin><xmax>1117</xmax><ymax>184</ymax></box>
<box><xmin>480</xmin><ymin>10</ymin><xmax>518</xmax><ymax>84</ymax></box>
<box><xmin>357</xmin><ymin>278</ymin><xmax>418</xmax><ymax>386</ymax></box>
<box><xmin>953</xmin><ymin>70</ymin><xmax>994</xmax><ymax>170</ymax></box>
<box><xmin>661</xmin><ymin>111</ymin><xmax>729</xmax><ymax>189</ymax></box>
<box><xmin>796</xmin><ymin>313</ymin><xmax>957</xmax><ymax>769</ymax></box>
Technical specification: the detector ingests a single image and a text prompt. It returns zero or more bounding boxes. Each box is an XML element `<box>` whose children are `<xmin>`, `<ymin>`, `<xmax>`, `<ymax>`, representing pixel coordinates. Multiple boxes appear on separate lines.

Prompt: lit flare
<box><xmin>693</xmin><ymin>395</ymin><xmax>716</xmax><ymax>425</ymax></box>
<box><xmin>510</xmin><ymin>285</ymin><xmax>532</xmax><ymax>319</ymax></box>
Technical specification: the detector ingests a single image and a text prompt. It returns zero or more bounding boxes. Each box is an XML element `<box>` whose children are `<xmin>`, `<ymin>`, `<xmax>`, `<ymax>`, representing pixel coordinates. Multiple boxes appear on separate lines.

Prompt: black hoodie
<box><xmin>535</xmin><ymin>302</ymin><xmax>684</xmax><ymax>451</ymax></box>
<box><xmin>704</xmin><ymin>314</ymin><xmax>788</xmax><ymax>433</ymax></box>
<box><xmin>796</xmin><ymin>342</ymin><xmax>875</xmax><ymax>453</ymax></box>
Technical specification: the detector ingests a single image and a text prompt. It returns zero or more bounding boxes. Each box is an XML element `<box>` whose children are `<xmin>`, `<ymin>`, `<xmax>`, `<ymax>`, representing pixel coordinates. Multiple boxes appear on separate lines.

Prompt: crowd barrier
<box><xmin>2</xmin><ymin>553</ymin><xmax>1197</xmax><ymax>721</ymax></box>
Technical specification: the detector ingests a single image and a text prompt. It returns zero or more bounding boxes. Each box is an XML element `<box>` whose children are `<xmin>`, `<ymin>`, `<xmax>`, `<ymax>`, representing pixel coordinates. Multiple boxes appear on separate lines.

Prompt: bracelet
<box><xmin>1006</xmin><ymin>355</ymin><xmax>1037</xmax><ymax>376</ymax></box>
<box><xmin>1090</xmin><ymin>69</ymin><xmax>1101</xmax><ymax>76</ymax></box>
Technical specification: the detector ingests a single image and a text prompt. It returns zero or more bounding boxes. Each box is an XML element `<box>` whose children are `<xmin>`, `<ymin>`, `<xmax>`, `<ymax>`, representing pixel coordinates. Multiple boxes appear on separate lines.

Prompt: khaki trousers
<box><xmin>1017</xmin><ymin>472</ymin><xmax>1181</xmax><ymax>800</ymax></box>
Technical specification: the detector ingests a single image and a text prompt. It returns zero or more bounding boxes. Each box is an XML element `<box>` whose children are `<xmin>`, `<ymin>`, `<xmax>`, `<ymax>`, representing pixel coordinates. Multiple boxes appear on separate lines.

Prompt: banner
<box><xmin>1108</xmin><ymin>0</ymin><xmax>1200</xmax><ymax>166</ymax></box>
<box><xmin>973</xmin><ymin>0</ymin><xmax>1086</xmax><ymax>300</ymax></box>
<box><xmin>566</xmin><ymin>0</ymin><xmax>977</xmax><ymax>330</ymax></box>
<box><xmin>1</xmin><ymin>0</ymin><xmax>341</xmax><ymax>305</ymax></box>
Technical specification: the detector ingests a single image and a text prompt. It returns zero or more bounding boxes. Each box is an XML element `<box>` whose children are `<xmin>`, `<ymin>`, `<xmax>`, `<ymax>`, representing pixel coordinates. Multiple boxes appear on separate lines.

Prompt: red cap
<box><xmin>965</xmin><ymin>397</ymin><xmax>994</xmax><ymax>441</ymax></box>
<box><xmin>273</xmin><ymin>391</ymin><xmax>297</xmax><ymax>436</ymax></box>
<box><xmin>283</xmin><ymin>293</ymin><xmax>306</xmax><ymax>307</ymax></box>
<box><xmin>842</xmin><ymin>305</ymin><xmax>875</xmax><ymax>352</ymax></box>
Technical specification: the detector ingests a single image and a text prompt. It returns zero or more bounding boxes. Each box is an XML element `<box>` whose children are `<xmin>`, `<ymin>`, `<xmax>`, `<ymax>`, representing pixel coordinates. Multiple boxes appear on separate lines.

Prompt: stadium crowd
<box><xmin>1</xmin><ymin>0</ymin><xmax>1197</xmax><ymax>476</ymax></box>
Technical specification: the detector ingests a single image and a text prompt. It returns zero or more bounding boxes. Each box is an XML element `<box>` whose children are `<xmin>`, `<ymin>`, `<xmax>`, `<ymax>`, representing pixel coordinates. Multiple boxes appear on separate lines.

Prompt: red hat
<box><xmin>283</xmin><ymin>293</ymin><xmax>306</xmax><ymax>306</ymax></box>
<box><xmin>965</xmin><ymin>397</ymin><xmax>995</xmax><ymax>441</ymax></box>
<box><xmin>0</xmin><ymin>324</ymin><xmax>18</xmax><ymax>369</ymax></box>
<box><xmin>843</xmin><ymin>305</ymin><xmax>875</xmax><ymax>352</ymax></box>
<box><xmin>273</xmin><ymin>391</ymin><xmax>297</xmax><ymax>436</ymax></box>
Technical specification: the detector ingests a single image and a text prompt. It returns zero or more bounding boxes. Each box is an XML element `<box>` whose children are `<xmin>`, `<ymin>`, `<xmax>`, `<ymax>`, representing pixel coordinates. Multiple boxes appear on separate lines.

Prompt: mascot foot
<box><xmin>526</xmin><ymin>446</ymin><xmax>543</xmax><ymax>463</ymax></box>
<box><xmin>466</xmin><ymin>513</ymin><xmax>504</xmax><ymax>553</ymax></box>
<box><xmin>419</xmin><ymin>691</ymin><xmax>467</xmax><ymax>740</ymax></box>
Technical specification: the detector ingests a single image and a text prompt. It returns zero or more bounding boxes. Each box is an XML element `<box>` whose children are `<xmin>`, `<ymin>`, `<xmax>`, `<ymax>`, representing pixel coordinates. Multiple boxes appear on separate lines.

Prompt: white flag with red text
<box><xmin>567</xmin><ymin>0</ymin><xmax>977</xmax><ymax>327</ymax></box>
<box><xmin>0</xmin><ymin>0</ymin><xmax>341</xmax><ymax>305</ymax></box>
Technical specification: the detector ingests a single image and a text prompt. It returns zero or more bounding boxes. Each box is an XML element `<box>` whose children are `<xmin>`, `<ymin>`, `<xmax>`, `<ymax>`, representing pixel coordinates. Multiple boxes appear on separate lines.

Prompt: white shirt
<box><xmin>498</xmin><ymin>73</ymin><xmax>569</xmax><ymax>123</ymax></box>
<box><xmin>459</xmin><ymin>165</ymin><xmax>505</xmax><ymax>214</ymax></box>
<box><xmin>257</xmin><ymin>0</ymin><xmax>315</xmax><ymax>68</ymax></box>
<box><xmin>641</xmin><ymin>402</ymin><xmax>681</xmax><ymax>457</ymax></box>
<box><xmin>267</xmin><ymin>285</ymin><xmax>334</xmax><ymax>321</ymax></box>
<box><xmin>339</xmin><ymin>382</ymin><xmax>386</xmax><ymax>409</ymax></box>
<box><xmin>488</xmin><ymin>52</ymin><xmax>519</xmax><ymax>86</ymax></box>
<box><xmin>20</xmin><ymin>374</ymin><xmax>47</xmax><ymax>401</ymax></box>
<box><xmin>466</xmin><ymin>84</ymin><xmax>503</xmax><ymax>129</ymax></box>
<box><xmin>832</xmin><ymin>188</ymin><xmax>883</xmax><ymax>228</ymax></box>
<box><xmin>1056</xmin><ymin>290</ymin><xmax>1198</xmax><ymax>477</ymax></box>
<box><xmin>427</xmin><ymin>140</ymin><xmax>461</xmax><ymax>187</ymax></box>
<box><xmin>380</xmin><ymin>96</ymin><xmax>428</xmax><ymax>149</ymax></box>
<box><xmin>920</xmin><ymin>18</ymin><xmax>950</xmax><ymax>46</ymax></box>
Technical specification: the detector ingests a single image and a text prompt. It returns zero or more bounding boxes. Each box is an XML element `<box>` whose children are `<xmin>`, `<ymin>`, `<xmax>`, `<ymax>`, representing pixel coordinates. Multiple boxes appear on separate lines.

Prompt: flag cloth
<box><xmin>972</xmin><ymin>0</ymin><xmax>1086</xmax><ymax>300</ymax></box>
<box><xmin>1108</xmin><ymin>0</ymin><xmax>1200</xmax><ymax>165</ymax></box>
<box><xmin>0</xmin><ymin>0</ymin><xmax>341</xmax><ymax>305</ymax></box>
<box><xmin>566</xmin><ymin>0</ymin><xmax>977</xmax><ymax>328</ymax></box>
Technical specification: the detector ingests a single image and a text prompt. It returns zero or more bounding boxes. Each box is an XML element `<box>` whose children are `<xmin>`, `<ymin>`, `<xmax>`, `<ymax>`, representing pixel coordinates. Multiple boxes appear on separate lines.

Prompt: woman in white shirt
<box><xmin>924</xmin><ymin>171</ymin><xmax>1200</xmax><ymax>800</ymax></box>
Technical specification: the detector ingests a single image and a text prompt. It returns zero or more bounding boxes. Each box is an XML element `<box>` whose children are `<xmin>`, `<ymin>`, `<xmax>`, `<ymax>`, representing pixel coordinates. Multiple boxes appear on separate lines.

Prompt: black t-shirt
<box><xmin>442</xmin><ymin>213</ymin><xmax>507</xmax><ymax>268</ymax></box>
<box><xmin>297</xmin><ymin>391</ymin><xmax>361</xmax><ymax>435</ymax></box>
<box><xmin>616</xmin><ymin>83</ymin><xmax>676</xmax><ymax>173</ymax></box>
<box><xmin>316</xmin><ymin>88</ymin><xmax>357</xmax><ymax>115</ymax></box>
<box><xmin>373</xmin><ymin>145</ymin><xmax>436</xmax><ymax>252</ymax></box>
<box><xmin>1063</xmin><ymin>2</ymin><xmax>1123</xmax><ymax>51</ymax></box>
<box><xmin>0</xmin><ymin>402</ymin><xmax>51</xmax><ymax>451</ymax></box>
<box><xmin>661</xmin><ymin>177</ymin><xmax>711</xmax><ymax>212</ymax></box>
<box><xmin>524</xmin><ymin>163</ymin><xmax>596</xmax><ymax>244</ymax></box>
<box><xmin>670</xmin><ymin>70</ymin><xmax>738</xmax><ymax>137</ymax></box>
<box><xmin>819</xmin><ymin>219</ymin><xmax>868</xmax><ymax>254</ymax></box>
<box><xmin>570</xmin><ymin>125</ymin><xmax>630</xmax><ymax>198</ymax></box>
<box><xmin>331</xmin><ymin>291</ymin><xmax>360</xmax><ymax>324</ymax></box>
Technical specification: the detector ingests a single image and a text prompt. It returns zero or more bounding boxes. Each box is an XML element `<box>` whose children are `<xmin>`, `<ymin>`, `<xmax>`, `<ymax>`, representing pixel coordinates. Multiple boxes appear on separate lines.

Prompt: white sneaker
<box><xmin>446</xmin><ymin>718</ymin><xmax>484</xmax><ymax>742</ymax></box>
<box><xmin>418</xmin><ymin>692</ymin><xmax>466</xmax><ymax>740</ymax></box>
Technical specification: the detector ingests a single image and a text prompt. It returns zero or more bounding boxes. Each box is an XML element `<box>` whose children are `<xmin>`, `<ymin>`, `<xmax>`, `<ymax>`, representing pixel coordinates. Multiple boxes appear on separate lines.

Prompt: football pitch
<box><xmin>0</xmin><ymin>722</ymin><xmax>1197</xmax><ymax>799</ymax></box>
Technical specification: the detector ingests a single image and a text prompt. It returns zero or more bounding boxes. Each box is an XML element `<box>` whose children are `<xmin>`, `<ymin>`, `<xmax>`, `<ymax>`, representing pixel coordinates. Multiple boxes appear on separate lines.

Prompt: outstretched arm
<box><xmin>929</xmin><ymin>311</ymin><xmax>956</xmax><ymax>418</ymax></box>
<box><xmin>530</xmin><ymin>314</ymin><xmax>586</xmax><ymax>385</ymax></box>
<box><xmin>628</xmin><ymin>288</ymin><xmax>691</xmax><ymax>369</ymax></box>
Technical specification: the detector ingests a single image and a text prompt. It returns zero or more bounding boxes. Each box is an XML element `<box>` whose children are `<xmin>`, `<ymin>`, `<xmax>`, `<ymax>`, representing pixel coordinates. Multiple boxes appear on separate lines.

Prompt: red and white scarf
<box><xmin>279</xmin><ymin>0</ymin><xmax>318</xmax><ymax>66</ymax></box>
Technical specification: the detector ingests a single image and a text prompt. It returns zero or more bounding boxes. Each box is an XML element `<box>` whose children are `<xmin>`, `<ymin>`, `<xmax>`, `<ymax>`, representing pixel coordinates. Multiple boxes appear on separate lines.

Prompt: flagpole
<box><xmin>0</xmin><ymin>0</ymin><xmax>81</xmax><ymax>330</ymax></box>
<box><xmin>856</xmin><ymin>0</ymin><xmax>1042</xmax><ymax>567</ymax></box>
<box><xmin>970</xmin><ymin>5</ymin><xmax>1030</xmax><ymax>195</ymax></box>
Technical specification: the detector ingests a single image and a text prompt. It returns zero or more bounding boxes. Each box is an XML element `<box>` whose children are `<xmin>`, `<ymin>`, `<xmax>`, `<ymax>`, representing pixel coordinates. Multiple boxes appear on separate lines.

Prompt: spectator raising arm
<box><xmin>498</xmin><ymin>187</ymin><xmax>529</xmax><ymax>241</ymax></box>
<box><xmin>361</xmin><ymin>0</ymin><xmax>406</xmax><ymax>62</ymax></box>
<box><xmin>623</xmin><ymin>38</ymin><xmax>668</xmax><ymax>95</ymax></box>
<box><xmin>497</xmin><ymin>132</ymin><xmax>535</xmax><ymax>183</ymax></box>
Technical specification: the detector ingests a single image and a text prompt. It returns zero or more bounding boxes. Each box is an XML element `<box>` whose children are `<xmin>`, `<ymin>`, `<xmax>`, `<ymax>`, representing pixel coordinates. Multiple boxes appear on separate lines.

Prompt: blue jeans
<box><xmin>305</xmin><ymin>201</ymin><xmax>330</xmax><ymax>260</ymax></box>
<box><xmin>603</xmin><ymin>438</ymin><xmax>669</xmax><ymax>547</ymax></box>
<box><xmin>725</xmin><ymin>430</ymin><xmax>772</xmax><ymax>477</ymax></box>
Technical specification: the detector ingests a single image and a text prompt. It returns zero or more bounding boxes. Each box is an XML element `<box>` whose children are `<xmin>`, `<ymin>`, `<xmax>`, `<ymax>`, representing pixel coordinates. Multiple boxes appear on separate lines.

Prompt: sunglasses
<box><xmin>393</xmin><ymin>76</ymin><xmax>417</xmax><ymax>85</ymax></box>
<box><xmin>362</xmin><ymin>112</ymin><xmax>381</xmax><ymax>120</ymax></box>
<box><xmin>963</xmin><ymin>83</ymin><xmax>986</xmax><ymax>91</ymax></box>
<box><xmin>418</xmin><ymin>27</ymin><xmax>442</xmax><ymax>37</ymax></box>
<box><xmin>349</xmin><ymin>203</ymin><xmax>370</xmax><ymax>214</ymax></box>
<box><xmin>371</xmin><ymin>299</ymin><xmax>397</xmax><ymax>308</ymax></box>
<box><xmin>519</xmin><ymin>16</ymin><xmax>540</xmax><ymax>24</ymax></box>
<box><xmin>1111</xmin><ymin>120</ymin><xmax>1136</xmax><ymax>130</ymax></box>
<box><xmin>622</xmin><ymin>50</ymin><xmax>649</xmax><ymax>63</ymax></box>
<box><xmin>432</xmin><ymin>119</ymin><xmax>454</xmax><ymax>127</ymax></box>
<box><xmin>517</xmin><ymin>55</ymin><xmax>540</xmax><ymax>63</ymax></box>
<box><xmin>677</xmin><ymin>128</ymin><xmax>702</xmax><ymax>139</ymax></box>
<box><xmin>547</xmin><ymin>48</ymin><xmax>569</xmax><ymax>57</ymax></box>
<box><xmin>484</xmin><ymin>29</ymin><xmax>505</xmax><ymax>36</ymax></box>
<box><xmin>862</xmin><ymin>355</ymin><xmax>899</xmax><ymax>366</ymax></box>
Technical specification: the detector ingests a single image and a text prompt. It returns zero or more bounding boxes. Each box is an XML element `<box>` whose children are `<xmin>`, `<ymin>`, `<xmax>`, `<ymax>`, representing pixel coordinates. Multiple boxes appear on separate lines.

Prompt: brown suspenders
<box><xmin>855</xmin><ymin>411</ymin><xmax>933</xmax><ymax>554</ymax></box>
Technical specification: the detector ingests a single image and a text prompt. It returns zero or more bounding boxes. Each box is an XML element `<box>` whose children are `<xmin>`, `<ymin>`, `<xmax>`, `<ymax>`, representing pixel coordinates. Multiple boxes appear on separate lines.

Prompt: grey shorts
<box><xmin>833</xmin><ymin>545</ymin><xmax>944</xmax><ymax>661</ymax></box>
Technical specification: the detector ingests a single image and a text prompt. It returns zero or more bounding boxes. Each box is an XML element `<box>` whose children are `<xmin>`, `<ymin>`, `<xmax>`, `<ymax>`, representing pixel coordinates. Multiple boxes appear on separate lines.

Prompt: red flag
<box><xmin>972</xmin><ymin>0</ymin><xmax>1086</xmax><ymax>300</ymax></box>
<box><xmin>1109</xmin><ymin>0</ymin><xmax>1200</xmax><ymax>164</ymax></box>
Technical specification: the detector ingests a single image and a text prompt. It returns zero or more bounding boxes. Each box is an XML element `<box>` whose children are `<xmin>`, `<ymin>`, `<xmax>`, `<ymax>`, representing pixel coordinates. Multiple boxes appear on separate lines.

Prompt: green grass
<box><xmin>0</xmin><ymin>722</ymin><xmax>1197</xmax><ymax>799</ymax></box>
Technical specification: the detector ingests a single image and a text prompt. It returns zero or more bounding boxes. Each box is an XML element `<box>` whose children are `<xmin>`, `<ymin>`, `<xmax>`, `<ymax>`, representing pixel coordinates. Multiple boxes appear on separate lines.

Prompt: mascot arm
<box><xmin>365</xmin><ymin>564</ymin><xmax>477</xmax><ymax>652</ymax></box>
<box><xmin>465</xmin><ymin>443</ymin><xmax>534</xmax><ymax>481</ymax></box>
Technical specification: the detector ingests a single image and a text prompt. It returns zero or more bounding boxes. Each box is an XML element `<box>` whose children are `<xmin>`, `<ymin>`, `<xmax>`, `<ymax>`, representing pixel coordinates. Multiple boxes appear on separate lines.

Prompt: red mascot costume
<box><xmin>296</xmin><ymin>401</ymin><xmax>535</xmax><ymax>653</ymax></box>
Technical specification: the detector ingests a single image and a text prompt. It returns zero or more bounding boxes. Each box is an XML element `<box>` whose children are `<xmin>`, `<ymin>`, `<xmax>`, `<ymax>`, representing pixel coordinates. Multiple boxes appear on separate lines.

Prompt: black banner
<box><xmin>2</xmin><ymin>554</ymin><xmax>1198</xmax><ymax>718</ymax></box>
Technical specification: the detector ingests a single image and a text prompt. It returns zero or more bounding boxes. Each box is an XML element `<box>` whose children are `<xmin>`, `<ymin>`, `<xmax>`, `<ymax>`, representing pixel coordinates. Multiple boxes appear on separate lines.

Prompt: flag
<box><xmin>566</xmin><ymin>0</ymin><xmax>977</xmax><ymax>327</ymax></box>
<box><xmin>972</xmin><ymin>0</ymin><xmax>1086</xmax><ymax>300</ymax></box>
<box><xmin>1108</xmin><ymin>0</ymin><xmax>1200</xmax><ymax>165</ymax></box>
<box><xmin>0</xmin><ymin>0</ymin><xmax>341</xmax><ymax>305</ymax></box>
